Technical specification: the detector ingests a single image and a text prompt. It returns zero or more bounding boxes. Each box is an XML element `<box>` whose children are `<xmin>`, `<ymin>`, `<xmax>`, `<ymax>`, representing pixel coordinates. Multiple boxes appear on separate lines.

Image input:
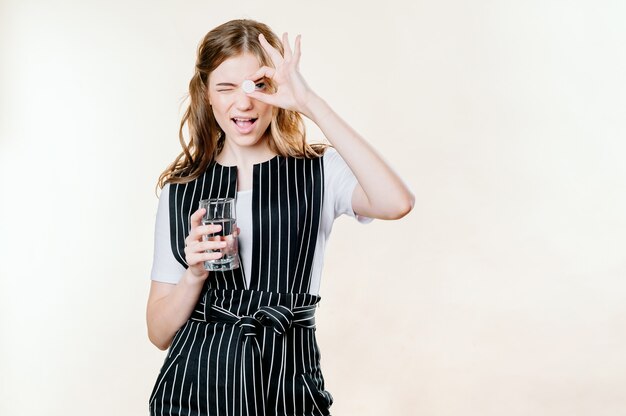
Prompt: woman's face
<box><xmin>208</xmin><ymin>53</ymin><xmax>273</xmax><ymax>151</ymax></box>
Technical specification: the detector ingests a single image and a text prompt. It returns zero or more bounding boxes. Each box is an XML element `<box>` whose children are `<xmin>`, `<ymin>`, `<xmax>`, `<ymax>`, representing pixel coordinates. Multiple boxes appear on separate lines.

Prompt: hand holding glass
<box><xmin>199</xmin><ymin>198</ymin><xmax>240</xmax><ymax>271</ymax></box>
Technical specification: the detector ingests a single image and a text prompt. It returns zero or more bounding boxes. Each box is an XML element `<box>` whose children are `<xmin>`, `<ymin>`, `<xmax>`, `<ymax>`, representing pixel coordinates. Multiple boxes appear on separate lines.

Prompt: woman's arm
<box><xmin>303</xmin><ymin>97</ymin><xmax>414</xmax><ymax>220</ymax></box>
<box><xmin>146</xmin><ymin>208</ymin><xmax>226</xmax><ymax>350</ymax></box>
<box><xmin>147</xmin><ymin>274</ymin><xmax>206</xmax><ymax>350</ymax></box>
<box><xmin>248</xmin><ymin>33</ymin><xmax>414</xmax><ymax>220</ymax></box>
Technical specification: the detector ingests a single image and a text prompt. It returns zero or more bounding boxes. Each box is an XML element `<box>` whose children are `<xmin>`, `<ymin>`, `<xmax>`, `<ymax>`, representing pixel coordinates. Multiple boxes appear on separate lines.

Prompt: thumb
<box><xmin>247</xmin><ymin>91</ymin><xmax>281</xmax><ymax>107</ymax></box>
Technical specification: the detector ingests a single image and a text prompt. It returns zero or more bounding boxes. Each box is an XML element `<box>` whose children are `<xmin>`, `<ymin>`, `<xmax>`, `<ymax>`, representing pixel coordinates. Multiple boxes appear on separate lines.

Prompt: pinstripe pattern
<box><xmin>151</xmin><ymin>156</ymin><xmax>332</xmax><ymax>415</ymax></box>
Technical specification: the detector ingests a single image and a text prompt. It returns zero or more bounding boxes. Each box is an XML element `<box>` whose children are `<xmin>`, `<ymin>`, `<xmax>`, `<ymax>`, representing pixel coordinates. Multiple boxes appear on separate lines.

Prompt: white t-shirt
<box><xmin>150</xmin><ymin>148</ymin><xmax>371</xmax><ymax>295</ymax></box>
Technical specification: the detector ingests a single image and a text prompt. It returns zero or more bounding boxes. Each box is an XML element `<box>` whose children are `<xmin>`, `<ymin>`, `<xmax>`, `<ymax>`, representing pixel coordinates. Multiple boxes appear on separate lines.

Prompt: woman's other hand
<box><xmin>184</xmin><ymin>208</ymin><xmax>227</xmax><ymax>279</ymax></box>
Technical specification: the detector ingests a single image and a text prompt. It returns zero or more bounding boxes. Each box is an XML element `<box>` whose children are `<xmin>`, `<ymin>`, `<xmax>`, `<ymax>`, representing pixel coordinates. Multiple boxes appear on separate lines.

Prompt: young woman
<box><xmin>147</xmin><ymin>19</ymin><xmax>414</xmax><ymax>416</ymax></box>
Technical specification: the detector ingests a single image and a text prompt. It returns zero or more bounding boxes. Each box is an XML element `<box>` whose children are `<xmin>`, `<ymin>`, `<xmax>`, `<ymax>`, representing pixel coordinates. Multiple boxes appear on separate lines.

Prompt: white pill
<box><xmin>242</xmin><ymin>80</ymin><xmax>255</xmax><ymax>93</ymax></box>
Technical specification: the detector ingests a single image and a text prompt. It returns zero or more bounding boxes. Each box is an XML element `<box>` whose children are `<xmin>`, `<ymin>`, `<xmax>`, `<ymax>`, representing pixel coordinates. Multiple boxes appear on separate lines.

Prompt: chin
<box><xmin>225</xmin><ymin>132</ymin><xmax>266</xmax><ymax>148</ymax></box>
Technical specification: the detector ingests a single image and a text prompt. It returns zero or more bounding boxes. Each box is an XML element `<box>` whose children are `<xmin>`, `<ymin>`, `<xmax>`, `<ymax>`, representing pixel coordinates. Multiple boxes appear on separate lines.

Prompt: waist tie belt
<box><xmin>208</xmin><ymin>303</ymin><xmax>317</xmax><ymax>335</ymax></box>
<box><xmin>207</xmin><ymin>302</ymin><xmax>318</xmax><ymax>413</ymax></box>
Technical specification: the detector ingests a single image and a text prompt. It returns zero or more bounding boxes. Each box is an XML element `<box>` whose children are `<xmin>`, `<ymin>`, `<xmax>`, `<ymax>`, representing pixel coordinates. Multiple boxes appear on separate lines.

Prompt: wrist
<box><xmin>182</xmin><ymin>267</ymin><xmax>208</xmax><ymax>287</ymax></box>
<box><xmin>301</xmin><ymin>94</ymin><xmax>331</xmax><ymax>123</ymax></box>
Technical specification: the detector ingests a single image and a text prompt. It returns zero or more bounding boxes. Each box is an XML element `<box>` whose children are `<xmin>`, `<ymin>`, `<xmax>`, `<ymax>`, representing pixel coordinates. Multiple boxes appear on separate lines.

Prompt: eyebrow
<box><xmin>215</xmin><ymin>78</ymin><xmax>265</xmax><ymax>87</ymax></box>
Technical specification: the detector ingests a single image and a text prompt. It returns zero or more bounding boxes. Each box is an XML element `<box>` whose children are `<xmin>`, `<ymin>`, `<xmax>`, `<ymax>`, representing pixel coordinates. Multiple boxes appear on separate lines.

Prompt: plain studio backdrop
<box><xmin>1</xmin><ymin>0</ymin><xmax>625</xmax><ymax>415</ymax></box>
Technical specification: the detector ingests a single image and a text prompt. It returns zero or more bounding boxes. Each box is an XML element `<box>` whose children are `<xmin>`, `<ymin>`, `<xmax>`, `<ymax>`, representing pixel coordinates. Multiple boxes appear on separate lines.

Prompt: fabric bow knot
<box><xmin>206</xmin><ymin>298</ymin><xmax>319</xmax><ymax>414</ymax></box>
<box><xmin>235</xmin><ymin>305</ymin><xmax>295</xmax><ymax>337</ymax></box>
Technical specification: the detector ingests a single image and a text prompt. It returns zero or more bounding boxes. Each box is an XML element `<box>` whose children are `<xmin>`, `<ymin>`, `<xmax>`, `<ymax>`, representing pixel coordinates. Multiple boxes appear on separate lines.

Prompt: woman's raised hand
<box><xmin>246</xmin><ymin>33</ymin><xmax>318</xmax><ymax>118</ymax></box>
<box><xmin>184</xmin><ymin>208</ymin><xmax>227</xmax><ymax>279</ymax></box>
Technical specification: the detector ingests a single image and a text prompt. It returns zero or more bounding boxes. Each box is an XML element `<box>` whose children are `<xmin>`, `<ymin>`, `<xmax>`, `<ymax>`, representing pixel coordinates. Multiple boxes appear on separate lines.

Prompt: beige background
<box><xmin>1</xmin><ymin>0</ymin><xmax>625</xmax><ymax>415</ymax></box>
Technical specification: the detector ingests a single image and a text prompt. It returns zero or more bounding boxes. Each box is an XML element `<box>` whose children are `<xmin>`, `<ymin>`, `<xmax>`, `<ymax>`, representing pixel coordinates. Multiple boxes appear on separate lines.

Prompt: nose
<box><xmin>235</xmin><ymin>88</ymin><xmax>254</xmax><ymax>111</ymax></box>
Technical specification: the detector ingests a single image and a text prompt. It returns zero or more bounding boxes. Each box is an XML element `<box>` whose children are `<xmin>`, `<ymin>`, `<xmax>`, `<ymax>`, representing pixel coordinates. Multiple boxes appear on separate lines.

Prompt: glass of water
<box><xmin>199</xmin><ymin>198</ymin><xmax>240</xmax><ymax>271</ymax></box>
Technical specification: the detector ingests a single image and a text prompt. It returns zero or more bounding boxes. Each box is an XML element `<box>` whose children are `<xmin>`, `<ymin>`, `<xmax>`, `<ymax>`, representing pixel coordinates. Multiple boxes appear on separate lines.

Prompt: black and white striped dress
<box><xmin>149</xmin><ymin>150</ymin><xmax>367</xmax><ymax>416</ymax></box>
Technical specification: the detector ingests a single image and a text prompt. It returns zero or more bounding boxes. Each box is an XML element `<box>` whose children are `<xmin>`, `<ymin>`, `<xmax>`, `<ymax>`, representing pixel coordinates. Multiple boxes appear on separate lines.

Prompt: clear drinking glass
<box><xmin>199</xmin><ymin>198</ymin><xmax>240</xmax><ymax>271</ymax></box>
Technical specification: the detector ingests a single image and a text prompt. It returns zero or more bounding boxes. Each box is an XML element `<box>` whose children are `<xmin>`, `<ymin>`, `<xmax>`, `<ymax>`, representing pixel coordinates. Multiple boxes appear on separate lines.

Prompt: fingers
<box><xmin>259</xmin><ymin>32</ymin><xmax>300</xmax><ymax>65</ymax></box>
<box><xmin>248</xmin><ymin>32</ymin><xmax>304</xmax><ymax>110</ymax></box>
<box><xmin>293</xmin><ymin>34</ymin><xmax>301</xmax><ymax>66</ymax></box>
<box><xmin>248</xmin><ymin>65</ymin><xmax>275</xmax><ymax>82</ymax></box>
<box><xmin>196</xmin><ymin>239</ymin><xmax>228</xmax><ymax>251</ymax></box>
<box><xmin>186</xmin><ymin>249</ymin><xmax>223</xmax><ymax>269</ymax></box>
<box><xmin>246</xmin><ymin>90</ymin><xmax>280</xmax><ymax>107</ymax></box>
<box><xmin>258</xmin><ymin>33</ymin><xmax>283</xmax><ymax>66</ymax></box>
<box><xmin>185</xmin><ymin>239</ymin><xmax>226</xmax><ymax>256</ymax></box>
<box><xmin>190</xmin><ymin>208</ymin><xmax>205</xmax><ymax>228</ymax></box>
<box><xmin>245</xmin><ymin>66</ymin><xmax>278</xmax><ymax>106</ymax></box>
<box><xmin>281</xmin><ymin>32</ymin><xmax>302</xmax><ymax>66</ymax></box>
<box><xmin>189</xmin><ymin>208</ymin><xmax>222</xmax><ymax>240</ymax></box>
<box><xmin>185</xmin><ymin>238</ymin><xmax>227</xmax><ymax>268</ymax></box>
<box><xmin>282</xmin><ymin>32</ymin><xmax>292</xmax><ymax>60</ymax></box>
<box><xmin>186</xmin><ymin>223</ymin><xmax>222</xmax><ymax>245</ymax></box>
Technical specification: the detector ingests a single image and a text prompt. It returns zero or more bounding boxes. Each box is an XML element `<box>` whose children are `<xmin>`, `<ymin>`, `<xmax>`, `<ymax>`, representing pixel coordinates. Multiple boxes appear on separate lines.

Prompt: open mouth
<box><xmin>231</xmin><ymin>117</ymin><xmax>258</xmax><ymax>133</ymax></box>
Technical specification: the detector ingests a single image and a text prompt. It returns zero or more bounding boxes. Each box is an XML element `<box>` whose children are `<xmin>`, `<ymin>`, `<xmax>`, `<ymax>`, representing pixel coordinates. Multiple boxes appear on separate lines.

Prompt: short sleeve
<box><xmin>150</xmin><ymin>184</ymin><xmax>186</xmax><ymax>284</ymax></box>
<box><xmin>323</xmin><ymin>148</ymin><xmax>373</xmax><ymax>223</ymax></box>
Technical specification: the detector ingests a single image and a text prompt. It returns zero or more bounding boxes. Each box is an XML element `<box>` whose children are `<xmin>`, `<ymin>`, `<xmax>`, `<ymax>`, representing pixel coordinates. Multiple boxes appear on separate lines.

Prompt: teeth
<box><xmin>233</xmin><ymin>118</ymin><xmax>254</xmax><ymax>122</ymax></box>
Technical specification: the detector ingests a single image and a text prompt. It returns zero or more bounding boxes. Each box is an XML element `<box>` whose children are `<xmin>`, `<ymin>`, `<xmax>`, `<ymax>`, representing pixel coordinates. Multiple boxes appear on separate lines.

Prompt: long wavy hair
<box><xmin>158</xmin><ymin>19</ymin><xmax>326</xmax><ymax>189</ymax></box>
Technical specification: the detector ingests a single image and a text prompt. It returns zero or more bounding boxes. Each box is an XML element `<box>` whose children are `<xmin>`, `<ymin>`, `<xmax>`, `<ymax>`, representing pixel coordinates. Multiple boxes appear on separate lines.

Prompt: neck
<box><xmin>215</xmin><ymin>137</ymin><xmax>277</xmax><ymax>168</ymax></box>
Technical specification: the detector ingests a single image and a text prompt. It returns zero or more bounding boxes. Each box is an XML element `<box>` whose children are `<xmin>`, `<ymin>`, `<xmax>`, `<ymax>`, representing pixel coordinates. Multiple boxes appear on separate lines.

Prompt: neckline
<box><xmin>213</xmin><ymin>154</ymin><xmax>281</xmax><ymax>169</ymax></box>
